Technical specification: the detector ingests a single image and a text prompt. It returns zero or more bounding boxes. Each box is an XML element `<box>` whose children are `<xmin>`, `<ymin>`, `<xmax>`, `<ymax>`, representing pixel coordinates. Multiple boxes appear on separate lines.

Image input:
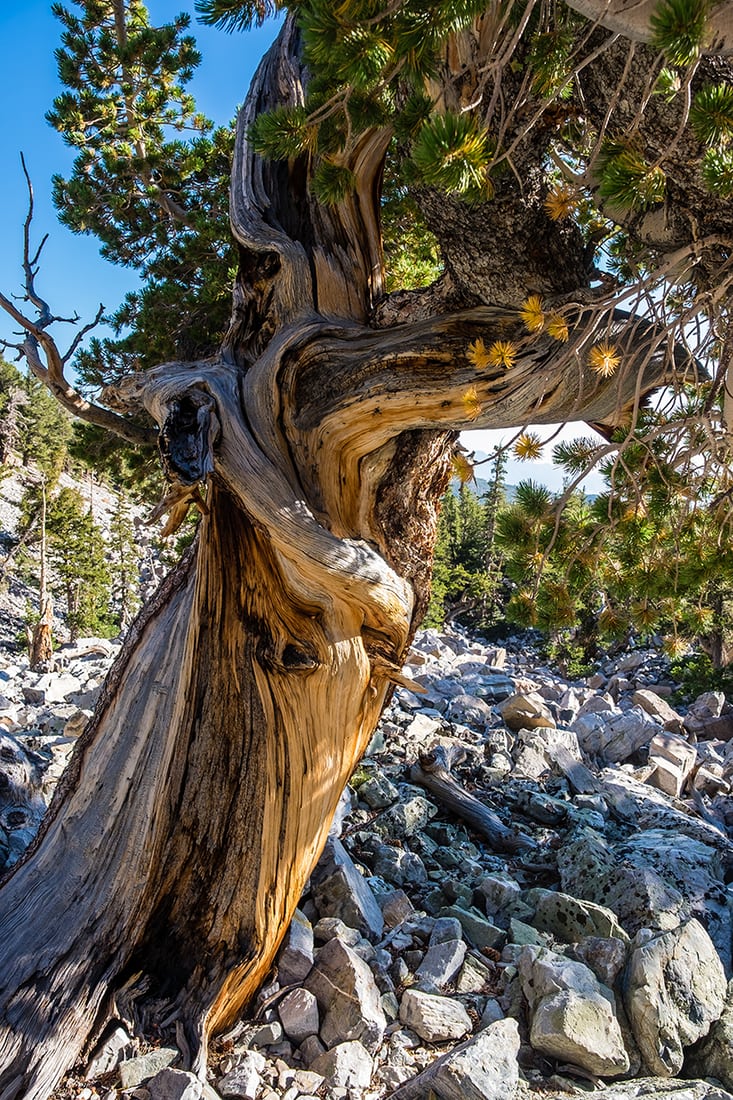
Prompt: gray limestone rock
<box><xmin>217</xmin><ymin>1051</ymin><xmax>266</xmax><ymax>1099</ymax></box>
<box><xmin>399</xmin><ymin>988</ymin><xmax>472</xmax><ymax>1042</ymax></box>
<box><xmin>574</xmin><ymin>935</ymin><xmax>629</xmax><ymax>987</ymax></box>
<box><xmin>519</xmin><ymin>945</ymin><xmax>629</xmax><ymax>1077</ymax></box>
<box><xmin>119</xmin><ymin>1048</ymin><xmax>179</xmax><ymax>1090</ymax></box>
<box><xmin>372</xmin><ymin>794</ymin><xmax>437</xmax><ymax>839</ymax></box>
<box><xmin>277</xmin><ymin>907</ymin><xmax>314</xmax><ymax>985</ymax></box>
<box><xmin>310</xmin><ymin>1040</ymin><xmax>373</xmax><ymax>1090</ymax></box>
<box><xmin>388</xmin><ymin>1018</ymin><xmax>520</xmax><ymax>1100</ymax></box>
<box><xmin>573</xmin><ymin>705</ymin><xmax>658</xmax><ymax>762</ymax></box>
<box><xmin>415</xmin><ymin>938</ymin><xmax>467</xmax><ymax>988</ymax></box>
<box><xmin>686</xmin><ymin>981</ymin><xmax>733</xmax><ymax>1089</ymax></box>
<box><xmin>312</xmin><ymin>836</ymin><xmax>384</xmax><ymax>941</ymax></box>
<box><xmin>446</xmin><ymin>693</ymin><xmax>495</xmax><ymax>727</ymax></box>
<box><xmin>358</xmin><ymin>773</ymin><xmax>399</xmax><ymax>809</ymax></box>
<box><xmin>85</xmin><ymin>1024</ymin><xmax>134</xmax><ymax>1077</ymax></box>
<box><xmin>277</xmin><ymin>987</ymin><xmax>320</xmax><ymax>1043</ymax></box>
<box><xmin>527</xmin><ymin>887</ymin><xmax>629</xmax><ymax>944</ymax></box>
<box><xmin>305</xmin><ymin>935</ymin><xmax>387</xmax><ymax>1051</ymax></box>
<box><xmin>369</xmin><ymin>843</ymin><xmax>428</xmax><ymax>887</ymax></box>
<box><xmin>439</xmin><ymin>905</ymin><xmax>505</xmax><ymax>950</ymax></box>
<box><xmin>556</xmin><ymin>827</ymin><xmax>707</xmax><ymax>941</ymax></box>
<box><xmin>624</xmin><ymin>918</ymin><xmax>727</xmax><ymax>1076</ymax></box>
<box><xmin>147</xmin><ymin>1070</ymin><xmax>202</xmax><ymax>1100</ymax></box>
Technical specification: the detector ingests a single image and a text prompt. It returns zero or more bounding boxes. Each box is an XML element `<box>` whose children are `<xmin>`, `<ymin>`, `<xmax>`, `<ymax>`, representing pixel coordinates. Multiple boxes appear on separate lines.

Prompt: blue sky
<box><xmin>0</xmin><ymin>2</ymin><xmax>603</xmax><ymax>492</ymax></box>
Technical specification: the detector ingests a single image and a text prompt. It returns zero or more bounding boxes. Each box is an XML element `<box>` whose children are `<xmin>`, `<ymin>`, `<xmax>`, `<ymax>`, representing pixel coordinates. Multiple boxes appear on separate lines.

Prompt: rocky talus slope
<box><xmin>2</xmin><ymin>628</ymin><xmax>733</xmax><ymax>1100</ymax></box>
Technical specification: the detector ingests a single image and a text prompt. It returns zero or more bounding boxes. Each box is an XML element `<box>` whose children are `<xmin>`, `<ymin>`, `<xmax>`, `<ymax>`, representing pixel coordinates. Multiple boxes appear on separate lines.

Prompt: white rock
<box><xmin>277</xmin><ymin>907</ymin><xmax>314</xmax><ymax>984</ymax></box>
<box><xmin>624</xmin><ymin>918</ymin><xmax>727</xmax><ymax>1075</ymax></box>
<box><xmin>305</xmin><ymin>936</ymin><xmax>386</xmax><ymax>1051</ymax></box>
<box><xmin>519</xmin><ymin>945</ymin><xmax>629</xmax><ymax>1077</ymax></box>
<box><xmin>399</xmin><ymin>988</ymin><xmax>471</xmax><ymax>1042</ymax></box>
<box><xmin>147</xmin><ymin>1069</ymin><xmax>202</xmax><ymax>1100</ymax></box>
<box><xmin>217</xmin><ymin>1051</ymin><xmax>266</xmax><ymax>1099</ymax></box>
<box><xmin>310</xmin><ymin>1040</ymin><xmax>373</xmax><ymax>1089</ymax></box>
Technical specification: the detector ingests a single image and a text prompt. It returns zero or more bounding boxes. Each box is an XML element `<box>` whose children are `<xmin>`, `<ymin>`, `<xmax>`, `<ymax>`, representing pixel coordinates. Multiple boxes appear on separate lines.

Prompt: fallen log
<box><xmin>409</xmin><ymin>742</ymin><xmax>535</xmax><ymax>854</ymax></box>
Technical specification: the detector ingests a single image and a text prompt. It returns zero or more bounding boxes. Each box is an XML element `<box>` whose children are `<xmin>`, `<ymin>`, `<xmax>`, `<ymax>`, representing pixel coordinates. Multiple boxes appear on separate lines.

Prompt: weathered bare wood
<box><xmin>409</xmin><ymin>743</ymin><xmax>535</xmax><ymax>853</ymax></box>
<box><xmin>0</xmin><ymin>8</ymin><xmax>729</xmax><ymax>1099</ymax></box>
<box><xmin>565</xmin><ymin>0</ymin><xmax>733</xmax><ymax>54</ymax></box>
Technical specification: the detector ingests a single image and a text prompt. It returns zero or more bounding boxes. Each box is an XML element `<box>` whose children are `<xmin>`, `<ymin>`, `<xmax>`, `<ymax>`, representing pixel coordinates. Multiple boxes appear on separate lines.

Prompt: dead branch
<box><xmin>0</xmin><ymin>157</ymin><xmax>156</xmax><ymax>447</ymax></box>
<box><xmin>409</xmin><ymin>742</ymin><xmax>535</xmax><ymax>853</ymax></box>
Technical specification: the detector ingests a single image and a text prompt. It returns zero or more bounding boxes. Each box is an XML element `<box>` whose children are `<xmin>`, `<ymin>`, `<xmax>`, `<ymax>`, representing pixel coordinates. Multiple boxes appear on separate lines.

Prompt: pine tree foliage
<box><xmin>45</xmin><ymin>487</ymin><xmax>114</xmax><ymax>641</ymax></box>
<box><xmin>47</xmin><ymin>1</ymin><xmax>236</xmax><ymax>375</ymax></box>
<box><xmin>196</xmin><ymin>0</ymin><xmax>282</xmax><ymax>31</ymax></box>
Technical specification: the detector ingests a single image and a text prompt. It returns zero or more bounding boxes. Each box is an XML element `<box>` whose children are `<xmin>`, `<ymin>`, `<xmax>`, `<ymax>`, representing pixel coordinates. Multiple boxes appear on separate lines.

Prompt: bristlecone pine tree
<box><xmin>1</xmin><ymin>0</ymin><xmax>733</xmax><ymax>1094</ymax></box>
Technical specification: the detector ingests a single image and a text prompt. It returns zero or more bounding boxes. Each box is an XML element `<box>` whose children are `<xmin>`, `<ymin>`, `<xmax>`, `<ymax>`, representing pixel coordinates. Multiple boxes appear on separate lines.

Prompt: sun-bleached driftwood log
<box><xmin>0</xmin><ymin>10</ymin><xmax>726</xmax><ymax>1099</ymax></box>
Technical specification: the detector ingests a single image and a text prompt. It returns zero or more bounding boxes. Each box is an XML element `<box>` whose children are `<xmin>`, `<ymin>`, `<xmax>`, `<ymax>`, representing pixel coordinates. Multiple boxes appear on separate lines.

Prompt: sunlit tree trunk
<box><xmin>0</xmin><ymin>18</ymin><xmax>677</xmax><ymax>1099</ymax></box>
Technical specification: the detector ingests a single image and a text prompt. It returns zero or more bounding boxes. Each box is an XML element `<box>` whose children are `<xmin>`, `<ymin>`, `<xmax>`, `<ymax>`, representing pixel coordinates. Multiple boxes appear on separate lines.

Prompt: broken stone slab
<box><xmin>445</xmin><ymin>694</ymin><xmax>495</xmax><ymax>727</ymax></box>
<box><xmin>498</xmin><ymin>692</ymin><xmax>555</xmax><ymax>731</ymax></box>
<box><xmin>276</xmin><ymin>907</ymin><xmax>314</xmax><ymax>985</ymax></box>
<box><xmin>415</xmin><ymin>938</ymin><xmax>466</xmax><ymax>988</ymax></box>
<box><xmin>399</xmin><ymin>988</ymin><xmax>472</xmax><ymax>1042</ymax></box>
<box><xmin>147</xmin><ymin>1069</ymin><xmax>202</xmax><ymax>1100</ymax></box>
<box><xmin>369</xmin><ymin>843</ymin><xmax>428</xmax><ymax>887</ymax></box>
<box><xmin>439</xmin><ymin>905</ymin><xmax>505</xmax><ymax>951</ymax></box>
<box><xmin>305</xmin><ymin>935</ymin><xmax>387</xmax><ymax>1051</ymax></box>
<box><xmin>557</xmin><ymin>822</ymin><xmax>730</xmax><ymax>962</ymax></box>
<box><xmin>686</xmin><ymin>981</ymin><xmax>733</xmax><ymax>1089</ymax></box>
<box><xmin>30</xmin><ymin>671</ymin><xmax>83</xmax><ymax>703</ymax></box>
<box><xmin>381</xmin><ymin>888</ymin><xmax>415</xmax><ymax>928</ymax></box>
<box><xmin>310</xmin><ymin>1040</ymin><xmax>373</xmax><ymax>1090</ymax></box>
<box><xmin>311</xmin><ymin>835</ymin><xmax>384</xmax><ymax>940</ymax></box>
<box><xmin>599</xmin><ymin>768</ymin><xmax>733</xmax><ymax>850</ymax></box>
<box><xmin>388</xmin><ymin>1018</ymin><xmax>520</xmax><ymax>1100</ymax></box>
<box><xmin>526</xmin><ymin>887</ymin><xmax>630</xmax><ymax>944</ymax></box>
<box><xmin>646</xmin><ymin>730</ymin><xmax>698</xmax><ymax>798</ymax></box>
<box><xmin>624</xmin><ymin>918</ymin><xmax>727</xmax><ymax>1076</ymax></box>
<box><xmin>574</xmin><ymin>706</ymin><xmax>658</xmax><ymax>763</ymax></box>
<box><xmin>478</xmin><ymin>872</ymin><xmax>522</xmax><ymax>918</ymax></box>
<box><xmin>217</xmin><ymin>1051</ymin><xmax>266</xmax><ymax>1099</ymax></box>
<box><xmin>574</xmin><ymin>935</ymin><xmax>629</xmax><ymax>987</ymax></box>
<box><xmin>277</xmin><ymin>987</ymin><xmax>320</xmax><ymax>1043</ymax></box>
<box><xmin>455</xmin><ymin>953</ymin><xmax>493</xmax><ymax>994</ymax></box>
<box><xmin>119</xmin><ymin>1048</ymin><xmax>179</xmax><ymax>1090</ymax></box>
<box><xmin>632</xmin><ymin>689</ymin><xmax>684</xmax><ymax>733</ymax></box>
<box><xmin>85</xmin><ymin>1024</ymin><xmax>135</xmax><ymax>1077</ymax></box>
<box><xmin>519</xmin><ymin>944</ymin><xmax>630</xmax><ymax>1077</ymax></box>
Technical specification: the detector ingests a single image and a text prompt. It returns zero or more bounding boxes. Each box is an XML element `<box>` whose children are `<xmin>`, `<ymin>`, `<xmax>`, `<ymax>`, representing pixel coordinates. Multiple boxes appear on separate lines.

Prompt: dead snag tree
<box><xmin>1</xmin><ymin>1</ymin><xmax>732</xmax><ymax>1096</ymax></box>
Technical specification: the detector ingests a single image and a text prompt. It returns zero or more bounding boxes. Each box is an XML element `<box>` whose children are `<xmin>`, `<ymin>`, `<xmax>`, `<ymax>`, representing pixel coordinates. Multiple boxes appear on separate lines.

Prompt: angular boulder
<box><xmin>624</xmin><ymin>918</ymin><xmax>726</xmax><ymax>1076</ymax></box>
<box><xmin>519</xmin><ymin>945</ymin><xmax>629</xmax><ymax>1077</ymax></box>
<box><xmin>305</xmin><ymin>935</ymin><xmax>387</xmax><ymax>1051</ymax></box>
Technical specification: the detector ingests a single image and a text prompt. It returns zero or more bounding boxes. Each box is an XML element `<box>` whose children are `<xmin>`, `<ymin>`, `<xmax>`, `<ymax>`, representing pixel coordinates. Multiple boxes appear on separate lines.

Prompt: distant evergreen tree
<box><xmin>18</xmin><ymin>375</ymin><xmax>73</xmax><ymax>478</ymax></box>
<box><xmin>108</xmin><ymin>492</ymin><xmax>141</xmax><ymax>628</ymax></box>
<box><xmin>47</xmin><ymin>0</ymin><xmax>236</xmax><ymax>378</ymax></box>
<box><xmin>0</xmin><ymin>359</ymin><xmax>27</xmax><ymax>465</ymax></box>
<box><xmin>426</xmin><ymin>483</ymin><xmax>501</xmax><ymax>630</ymax></box>
<box><xmin>45</xmin><ymin>488</ymin><xmax>114</xmax><ymax>641</ymax></box>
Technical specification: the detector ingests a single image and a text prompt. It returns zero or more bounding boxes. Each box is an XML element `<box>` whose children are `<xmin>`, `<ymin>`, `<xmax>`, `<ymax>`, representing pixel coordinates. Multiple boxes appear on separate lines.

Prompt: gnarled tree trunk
<box><xmin>0</xmin><ymin>16</ymin><xmax>678</xmax><ymax>1099</ymax></box>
